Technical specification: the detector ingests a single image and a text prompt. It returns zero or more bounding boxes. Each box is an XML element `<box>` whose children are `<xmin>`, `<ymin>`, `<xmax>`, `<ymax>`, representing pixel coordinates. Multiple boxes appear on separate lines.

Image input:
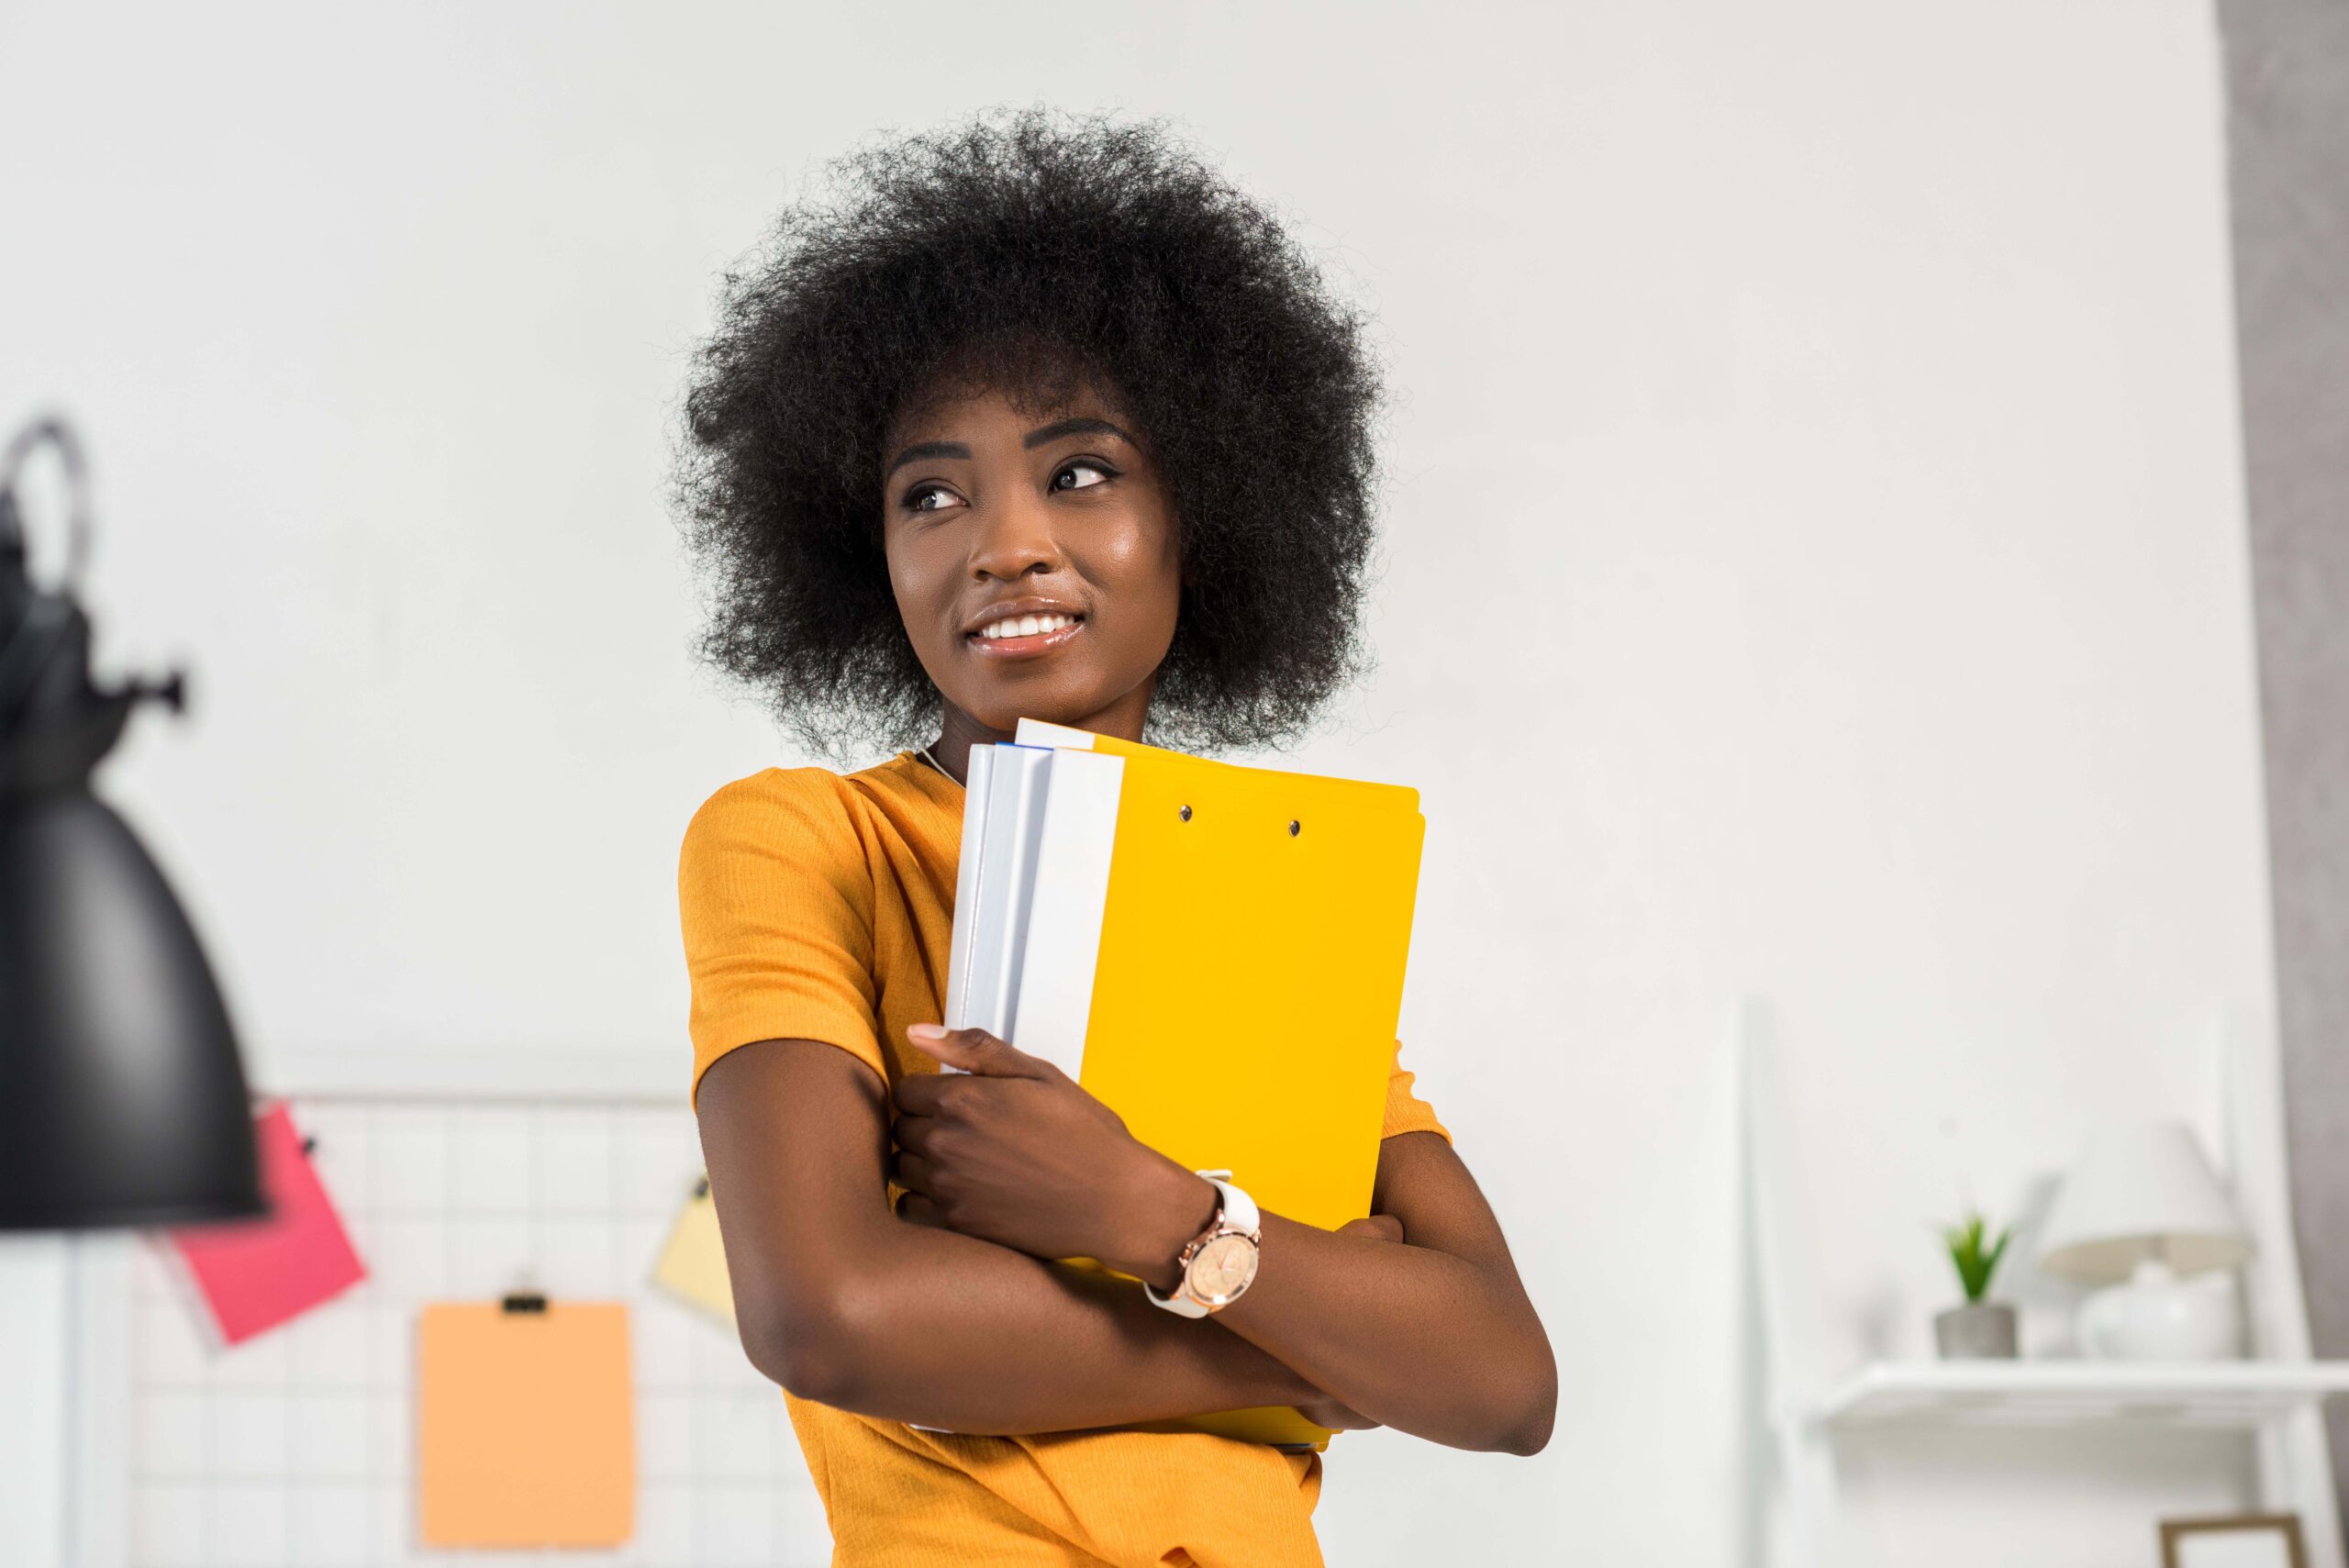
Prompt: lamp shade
<box><xmin>1</xmin><ymin>417</ymin><xmax>261</xmax><ymax>1229</ymax></box>
<box><xmin>0</xmin><ymin>784</ymin><xmax>262</xmax><ymax>1229</ymax></box>
<box><xmin>2037</xmin><ymin>1119</ymin><xmax>2250</xmax><ymax>1284</ymax></box>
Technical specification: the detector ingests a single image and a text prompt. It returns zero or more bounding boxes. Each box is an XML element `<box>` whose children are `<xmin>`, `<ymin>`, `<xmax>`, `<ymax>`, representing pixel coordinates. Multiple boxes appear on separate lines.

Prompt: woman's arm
<box><xmin>891</xmin><ymin>1026</ymin><xmax>1557</xmax><ymax>1456</ymax></box>
<box><xmin>695</xmin><ymin>1036</ymin><xmax>1348</xmax><ymax>1434</ymax></box>
<box><xmin>1209</xmin><ymin>1129</ymin><xmax>1554</xmax><ymax>1454</ymax></box>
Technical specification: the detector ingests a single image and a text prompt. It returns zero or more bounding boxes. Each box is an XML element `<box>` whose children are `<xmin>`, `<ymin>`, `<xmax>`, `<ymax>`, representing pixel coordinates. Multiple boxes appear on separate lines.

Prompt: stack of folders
<box><xmin>942</xmin><ymin>717</ymin><xmax>1427</xmax><ymax>1449</ymax></box>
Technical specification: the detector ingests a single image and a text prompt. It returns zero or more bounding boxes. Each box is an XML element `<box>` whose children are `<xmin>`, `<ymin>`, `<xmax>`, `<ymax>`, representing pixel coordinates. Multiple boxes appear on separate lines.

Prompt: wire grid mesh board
<box><xmin>106</xmin><ymin>1090</ymin><xmax>829</xmax><ymax>1568</ymax></box>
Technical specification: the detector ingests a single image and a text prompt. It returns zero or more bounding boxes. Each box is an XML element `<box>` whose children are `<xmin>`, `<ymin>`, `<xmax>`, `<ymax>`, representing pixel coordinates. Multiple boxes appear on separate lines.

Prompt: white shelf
<box><xmin>1808</xmin><ymin>1360</ymin><xmax>2349</xmax><ymax>1430</ymax></box>
<box><xmin>1744</xmin><ymin>1009</ymin><xmax>2348</xmax><ymax>1567</ymax></box>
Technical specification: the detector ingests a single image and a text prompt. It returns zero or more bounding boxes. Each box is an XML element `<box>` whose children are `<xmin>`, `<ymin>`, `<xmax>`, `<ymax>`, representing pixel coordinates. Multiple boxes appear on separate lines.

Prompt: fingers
<box><xmin>1297</xmin><ymin>1395</ymin><xmax>1383</xmax><ymax>1432</ymax></box>
<box><xmin>903</xmin><ymin>1022</ymin><xmax>1053</xmax><ymax>1080</ymax></box>
<box><xmin>890</xmin><ymin>1071</ymin><xmax>967</xmax><ymax>1118</ymax></box>
<box><xmin>891</xmin><ymin>1150</ymin><xmax>937</xmax><ymax>1196</ymax></box>
<box><xmin>1337</xmin><ymin>1213</ymin><xmax>1406</xmax><ymax>1245</ymax></box>
<box><xmin>891</xmin><ymin>1113</ymin><xmax>941</xmax><ymax>1161</ymax></box>
<box><xmin>894</xmin><ymin>1188</ymin><xmax>943</xmax><ymax>1228</ymax></box>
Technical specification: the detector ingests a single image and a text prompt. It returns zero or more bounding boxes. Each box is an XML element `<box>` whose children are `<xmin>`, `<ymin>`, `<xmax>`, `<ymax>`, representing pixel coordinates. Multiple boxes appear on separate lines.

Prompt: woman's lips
<box><xmin>967</xmin><ymin>618</ymin><xmax>1085</xmax><ymax>659</ymax></box>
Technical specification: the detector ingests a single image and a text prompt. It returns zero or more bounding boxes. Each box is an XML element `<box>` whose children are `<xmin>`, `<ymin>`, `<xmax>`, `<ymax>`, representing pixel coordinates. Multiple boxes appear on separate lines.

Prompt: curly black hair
<box><xmin>674</xmin><ymin>106</ymin><xmax>1385</xmax><ymax>762</ymax></box>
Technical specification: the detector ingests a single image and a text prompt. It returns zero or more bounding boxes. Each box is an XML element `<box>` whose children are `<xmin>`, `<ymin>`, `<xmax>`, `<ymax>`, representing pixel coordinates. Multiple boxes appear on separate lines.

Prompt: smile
<box><xmin>967</xmin><ymin>612</ymin><xmax>1084</xmax><ymax>658</ymax></box>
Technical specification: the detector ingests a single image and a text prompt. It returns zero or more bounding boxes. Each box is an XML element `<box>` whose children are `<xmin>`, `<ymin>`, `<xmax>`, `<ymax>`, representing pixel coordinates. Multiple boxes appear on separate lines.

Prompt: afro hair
<box><xmin>674</xmin><ymin>106</ymin><xmax>1385</xmax><ymax>762</ymax></box>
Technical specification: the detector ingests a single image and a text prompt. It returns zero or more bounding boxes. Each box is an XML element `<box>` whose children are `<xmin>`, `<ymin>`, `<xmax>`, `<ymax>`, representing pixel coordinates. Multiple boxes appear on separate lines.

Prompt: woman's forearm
<box><xmin>1208</xmin><ymin>1213</ymin><xmax>1552</xmax><ymax>1453</ymax></box>
<box><xmin>702</xmin><ymin>1040</ymin><xmax>1321</xmax><ymax>1437</ymax></box>
<box><xmin>878</xmin><ymin>1029</ymin><xmax>1557</xmax><ymax>1454</ymax></box>
<box><xmin>749</xmin><ymin>1210</ymin><xmax>1318</xmax><ymax>1435</ymax></box>
<box><xmin>1097</xmin><ymin>1134</ymin><xmax>1556</xmax><ymax>1455</ymax></box>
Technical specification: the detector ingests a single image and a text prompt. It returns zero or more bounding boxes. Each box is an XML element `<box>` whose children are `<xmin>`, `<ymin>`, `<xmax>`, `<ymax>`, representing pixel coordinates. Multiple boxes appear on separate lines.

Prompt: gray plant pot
<box><xmin>1934</xmin><ymin>1301</ymin><xmax>2019</xmax><ymax>1360</ymax></box>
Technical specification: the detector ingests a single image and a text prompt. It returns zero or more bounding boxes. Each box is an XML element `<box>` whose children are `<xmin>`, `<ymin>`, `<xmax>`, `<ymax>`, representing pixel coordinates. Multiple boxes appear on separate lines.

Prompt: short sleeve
<box><xmin>678</xmin><ymin>770</ymin><xmax>885</xmax><ymax>1106</ymax></box>
<box><xmin>1380</xmin><ymin>1040</ymin><xmax>1451</xmax><ymax>1143</ymax></box>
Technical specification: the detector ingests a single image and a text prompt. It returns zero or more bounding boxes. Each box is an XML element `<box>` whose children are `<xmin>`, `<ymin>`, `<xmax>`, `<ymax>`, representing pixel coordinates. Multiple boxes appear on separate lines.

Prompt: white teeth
<box><xmin>978</xmin><ymin>613</ymin><xmax>1076</xmax><ymax>640</ymax></box>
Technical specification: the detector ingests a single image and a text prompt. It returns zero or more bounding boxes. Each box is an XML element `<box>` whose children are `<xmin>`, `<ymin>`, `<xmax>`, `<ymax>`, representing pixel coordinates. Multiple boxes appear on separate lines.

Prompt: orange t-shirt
<box><xmin>677</xmin><ymin>751</ymin><xmax>1449</xmax><ymax>1568</ymax></box>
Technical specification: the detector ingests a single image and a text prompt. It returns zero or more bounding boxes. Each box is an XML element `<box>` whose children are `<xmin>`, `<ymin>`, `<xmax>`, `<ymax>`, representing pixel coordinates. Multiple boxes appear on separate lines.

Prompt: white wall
<box><xmin>0</xmin><ymin>1240</ymin><xmax>71</xmax><ymax>1567</ymax></box>
<box><xmin>0</xmin><ymin>3</ymin><xmax>2274</xmax><ymax>1562</ymax></box>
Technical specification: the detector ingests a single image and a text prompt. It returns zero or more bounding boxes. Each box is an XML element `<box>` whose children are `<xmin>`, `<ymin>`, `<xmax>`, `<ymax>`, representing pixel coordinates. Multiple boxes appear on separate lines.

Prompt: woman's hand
<box><xmin>890</xmin><ymin>1023</ymin><xmax>1217</xmax><ymax>1288</ymax></box>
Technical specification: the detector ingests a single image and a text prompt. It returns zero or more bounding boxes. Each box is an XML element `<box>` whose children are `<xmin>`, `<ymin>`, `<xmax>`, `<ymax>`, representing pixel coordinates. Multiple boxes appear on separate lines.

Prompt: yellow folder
<box><xmin>967</xmin><ymin>720</ymin><xmax>1427</xmax><ymax>1446</ymax></box>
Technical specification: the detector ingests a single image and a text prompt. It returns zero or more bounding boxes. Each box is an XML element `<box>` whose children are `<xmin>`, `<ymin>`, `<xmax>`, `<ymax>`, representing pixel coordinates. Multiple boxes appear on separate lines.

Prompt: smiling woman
<box><xmin>882</xmin><ymin>384</ymin><xmax>1183</xmax><ymax>759</ymax></box>
<box><xmin>673</xmin><ymin>107</ymin><xmax>1382</xmax><ymax>764</ymax></box>
<box><xmin>672</xmin><ymin>106</ymin><xmax>1553</xmax><ymax>1568</ymax></box>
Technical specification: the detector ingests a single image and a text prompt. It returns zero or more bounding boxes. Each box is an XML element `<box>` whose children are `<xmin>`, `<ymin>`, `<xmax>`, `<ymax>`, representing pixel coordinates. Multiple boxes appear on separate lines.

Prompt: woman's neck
<box><xmin>926</xmin><ymin>692</ymin><xmax>1151</xmax><ymax>787</ymax></box>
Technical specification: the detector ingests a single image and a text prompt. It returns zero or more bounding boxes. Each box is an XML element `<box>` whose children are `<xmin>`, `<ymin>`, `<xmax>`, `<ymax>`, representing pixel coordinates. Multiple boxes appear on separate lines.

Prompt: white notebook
<box><xmin>942</xmin><ymin>743</ymin><xmax>1052</xmax><ymax>1059</ymax></box>
<box><xmin>940</xmin><ymin>741</ymin><xmax>1124</xmax><ymax>1083</ymax></box>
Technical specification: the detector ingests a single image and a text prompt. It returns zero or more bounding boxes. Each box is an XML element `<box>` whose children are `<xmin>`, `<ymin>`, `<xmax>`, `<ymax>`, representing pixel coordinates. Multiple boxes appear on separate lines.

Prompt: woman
<box><xmin>674</xmin><ymin>109</ymin><xmax>1554</xmax><ymax>1568</ymax></box>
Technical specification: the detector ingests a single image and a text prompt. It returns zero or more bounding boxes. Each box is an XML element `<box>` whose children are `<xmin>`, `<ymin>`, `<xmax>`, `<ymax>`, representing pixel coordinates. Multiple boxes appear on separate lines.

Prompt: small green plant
<box><xmin>1939</xmin><ymin>1208</ymin><xmax>2011</xmax><ymax>1304</ymax></box>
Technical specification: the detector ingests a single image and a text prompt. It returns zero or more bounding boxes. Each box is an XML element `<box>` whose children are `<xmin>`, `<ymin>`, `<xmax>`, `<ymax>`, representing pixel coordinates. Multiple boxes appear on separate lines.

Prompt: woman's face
<box><xmin>881</xmin><ymin>380</ymin><xmax>1183</xmax><ymax>739</ymax></box>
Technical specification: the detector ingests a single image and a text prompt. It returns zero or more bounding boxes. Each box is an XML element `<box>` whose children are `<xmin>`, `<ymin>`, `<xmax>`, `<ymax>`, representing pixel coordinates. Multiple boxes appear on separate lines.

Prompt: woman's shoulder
<box><xmin>688</xmin><ymin>762</ymin><xmax>851</xmax><ymax>828</ymax></box>
<box><xmin>679</xmin><ymin>763</ymin><xmax>867</xmax><ymax>887</ymax></box>
<box><xmin>680</xmin><ymin>753</ymin><xmax>931</xmax><ymax>868</ymax></box>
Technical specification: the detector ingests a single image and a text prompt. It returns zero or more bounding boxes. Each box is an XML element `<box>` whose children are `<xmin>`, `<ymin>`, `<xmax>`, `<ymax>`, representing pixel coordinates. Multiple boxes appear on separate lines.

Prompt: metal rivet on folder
<box><xmin>1179</xmin><ymin>804</ymin><xmax>1193</xmax><ymax>822</ymax></box>
<box><xmin>1288</xmin><ymin>819</ymin><xmax>1301</xmax><ymax>836</ymax></box>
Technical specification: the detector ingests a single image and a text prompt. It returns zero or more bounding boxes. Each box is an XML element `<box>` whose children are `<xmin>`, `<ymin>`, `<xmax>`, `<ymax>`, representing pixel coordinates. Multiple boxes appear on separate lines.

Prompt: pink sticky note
<box><xmin>169</xmin><ymin>1104</ymin><xmax>366</xmax><ymax>1345</ymax></box>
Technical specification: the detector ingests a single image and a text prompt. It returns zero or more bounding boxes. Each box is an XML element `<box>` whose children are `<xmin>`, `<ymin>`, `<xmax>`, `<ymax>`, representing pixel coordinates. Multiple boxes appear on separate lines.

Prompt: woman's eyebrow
<box><xmin>885</xmin><ymin>439</ymin><xmax>972</xmax><ymax>477</ymax></box>
<box><xmin>1023</xmin><ymin>417</ymin><xmax>1132</xmax><ymax>450</ymax></box>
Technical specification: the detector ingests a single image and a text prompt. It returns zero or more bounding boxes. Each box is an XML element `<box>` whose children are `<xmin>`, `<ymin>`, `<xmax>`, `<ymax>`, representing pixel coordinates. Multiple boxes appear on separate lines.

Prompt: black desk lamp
<box><xmin>0</xmin><ymin>417</ymin><xmax>261</xmax><ymax>1229</ymax></box>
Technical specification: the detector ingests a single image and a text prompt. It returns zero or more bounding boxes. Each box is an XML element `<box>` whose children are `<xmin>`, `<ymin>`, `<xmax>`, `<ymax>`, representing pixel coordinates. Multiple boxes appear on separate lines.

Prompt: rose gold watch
<box><xmin>1143</xmin><ymin>1170</ymin><xmax>1261</xmax><ymax>1318</ymax></box>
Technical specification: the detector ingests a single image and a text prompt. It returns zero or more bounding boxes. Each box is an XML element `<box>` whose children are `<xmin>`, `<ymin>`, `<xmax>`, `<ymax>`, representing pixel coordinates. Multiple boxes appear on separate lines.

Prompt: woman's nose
<box><xmin>968</xmin><ymin>487</ymin><xmax>1063</xmax><ymax>582</ymax></box>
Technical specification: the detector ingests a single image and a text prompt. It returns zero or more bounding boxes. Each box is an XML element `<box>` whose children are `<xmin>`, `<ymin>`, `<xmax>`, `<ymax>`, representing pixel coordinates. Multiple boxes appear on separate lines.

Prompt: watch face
<box><xmin>1188</xmin><ymin>1232</ymin><xmax>1258</xmax><ymax>1303</ymax></box>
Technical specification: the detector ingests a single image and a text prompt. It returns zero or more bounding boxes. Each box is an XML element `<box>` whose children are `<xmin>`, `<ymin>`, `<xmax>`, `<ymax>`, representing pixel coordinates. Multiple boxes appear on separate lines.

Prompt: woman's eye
<box><xmin>1052</xmin><ymin>462</ymin><xmax>1111</xmax><ymax>492</ymax></box>
<box><xmin>906</xmin><ymin>484</ymin><xmax>962</xmax><ymax>513</ymax></box>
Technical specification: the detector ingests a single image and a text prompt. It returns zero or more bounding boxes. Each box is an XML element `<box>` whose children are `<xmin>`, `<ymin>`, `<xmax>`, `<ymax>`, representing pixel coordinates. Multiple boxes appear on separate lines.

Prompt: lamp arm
<box><xmin>0</xmin><ymin>417</ymin><xmax>187</xmax><ymax>794</ymax></box>
<box><xmin>0</xmin><ymin>416</ymin><xmax>94</xmax><ymax>587</ymax></box>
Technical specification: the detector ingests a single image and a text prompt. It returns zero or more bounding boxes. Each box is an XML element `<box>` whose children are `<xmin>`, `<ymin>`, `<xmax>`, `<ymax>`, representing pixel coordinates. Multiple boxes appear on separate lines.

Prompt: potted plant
<box><xmin>1933</xmin><ymin>1207</ymin><xmax>2018</xmax><ymax>1359</ymax></box>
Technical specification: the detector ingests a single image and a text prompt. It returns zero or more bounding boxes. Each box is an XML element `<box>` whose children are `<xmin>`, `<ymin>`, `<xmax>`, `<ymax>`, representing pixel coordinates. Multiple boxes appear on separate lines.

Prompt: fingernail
<box><xmin>907</xmin><ymin>1023</ymin><xmax>947</xmax><ymax>1041</ymax></box>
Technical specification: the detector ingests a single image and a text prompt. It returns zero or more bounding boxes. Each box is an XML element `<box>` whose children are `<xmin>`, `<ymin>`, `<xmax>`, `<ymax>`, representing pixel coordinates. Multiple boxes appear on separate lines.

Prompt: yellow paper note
<box><xmin>417</xmin><ymin>1299</ymin><xmax>634</xmax><ymax>1548</ymax></box>
<box><xmin>652</xmin><ymin>1176</ymin><xmax>735</xmax><ymax>1326</ymax></box>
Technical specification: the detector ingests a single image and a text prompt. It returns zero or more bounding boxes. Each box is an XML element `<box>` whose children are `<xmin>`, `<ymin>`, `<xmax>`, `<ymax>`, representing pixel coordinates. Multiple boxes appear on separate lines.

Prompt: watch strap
<box><xmin>1142</xmin><ymin>1277</ymin><xmax>1213</xmax><ymax>1317</ymax></box>
<box><xmin>1199</xmin><ymin>1170</ymin><xmax>1258</xmax><ymax>1234</ymax></box>
<box><xmin>1143</xmin><ymin>1170</ymin><xmax>1258</xmax><ymax>1318</ymax></box>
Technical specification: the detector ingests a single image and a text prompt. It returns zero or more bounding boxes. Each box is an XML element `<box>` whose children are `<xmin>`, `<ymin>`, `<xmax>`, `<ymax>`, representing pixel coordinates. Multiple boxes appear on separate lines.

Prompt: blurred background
<box><xmin>3</xmin><ymin>2</ymin><xmax>2344</xmax><ymax>1564</ymax></box>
